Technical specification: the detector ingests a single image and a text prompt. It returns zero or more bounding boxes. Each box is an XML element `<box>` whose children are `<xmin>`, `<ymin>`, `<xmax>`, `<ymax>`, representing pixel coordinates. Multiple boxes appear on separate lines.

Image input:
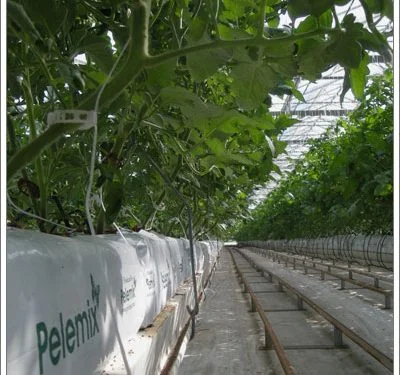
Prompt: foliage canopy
<box><xmin>7</xmin><ymin>0</ymin><xmax>392</xmax><ymax>238</ymax></box>
<box><xmin>235</xmin><ymin>70</ymin><xmax>393</xmax><ymax>241</ymax></box>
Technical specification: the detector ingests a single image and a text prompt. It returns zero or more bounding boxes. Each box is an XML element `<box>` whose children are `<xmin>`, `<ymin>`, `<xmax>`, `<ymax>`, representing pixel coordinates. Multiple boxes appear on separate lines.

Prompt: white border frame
<box><xmin>393</xmin><ymin>0</ymin><xmax>399</xmax><ymax>373</ymax></box>
<box><xmin>1</xmin><ymin>0</ymin><xmax>7</xmax><ymax>373</ymax></box>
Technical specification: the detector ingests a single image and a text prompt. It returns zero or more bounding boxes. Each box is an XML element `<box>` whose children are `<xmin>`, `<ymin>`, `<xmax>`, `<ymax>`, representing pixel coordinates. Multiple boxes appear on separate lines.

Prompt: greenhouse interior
<box><xmin>3</xmin><ymin>0</ymin><xmax>398</xmax><ymax>374</ymax></box>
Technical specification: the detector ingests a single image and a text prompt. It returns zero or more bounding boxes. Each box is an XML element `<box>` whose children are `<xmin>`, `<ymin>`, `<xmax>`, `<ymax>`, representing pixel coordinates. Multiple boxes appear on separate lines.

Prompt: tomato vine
<box><xmin>6</xmin><ymin>0</ymin><xmax>393</xmax><ymax>238</ymax></box>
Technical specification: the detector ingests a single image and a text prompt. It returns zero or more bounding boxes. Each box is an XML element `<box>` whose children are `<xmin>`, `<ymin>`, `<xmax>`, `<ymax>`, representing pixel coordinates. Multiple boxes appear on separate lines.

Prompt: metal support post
<box><xmin>265</xmin><ymin>328</ymin><xmax>273</xmax><ymax>349</ymax></box>
<box><xmin>334</xmin><ymin>326</ymin><xmax>343</xmax><ymax>347</ymax></box>
<box><xmin>297</xmin><ymin>296</ymin><xmax>304</xmax><ymax>310</ymax></box>
<box><xmin>251</xmin><ymin>297</ymin><xmax>256</xmax><ymax>312</ymax></box>
<box><xmin>385</xmin><ymin>295</ymin><xmax>391</xmax><ymax>309</ymax></box>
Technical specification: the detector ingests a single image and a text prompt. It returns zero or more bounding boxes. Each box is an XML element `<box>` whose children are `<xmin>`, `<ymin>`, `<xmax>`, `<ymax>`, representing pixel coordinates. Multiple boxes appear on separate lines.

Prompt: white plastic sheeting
<box><xmin>6</xmin><ymin>227</ymin><xmax>222</xmax><ymax>375</ymax></box>
<box><xmin>240</xmin><ymin>235</ymin><xmax>393</xmax><ymax>270</ymax></box>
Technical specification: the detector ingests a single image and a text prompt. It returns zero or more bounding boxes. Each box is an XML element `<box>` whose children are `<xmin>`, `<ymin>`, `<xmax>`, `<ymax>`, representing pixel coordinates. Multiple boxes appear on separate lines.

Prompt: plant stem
<box><xmin>359</xmin><ymin>0</ymin><xmax>393</xmax><ymax>57</ymax></box>
<box><xmin>22</xmin><ymin>72</ymin><xmax>49</xmax><ymax>228</ymax></box>
<box><xmin>146</xmin><ymin>28</ymin><xmax>337</xmax><ymax>67</ymax></box>
<box><xmin>7</xmin><ymin>123</ymin><xmax>81</xmax><ymax>181</ymax></box>
<box><xmin>8</xmin><ymin>23</ymin><xmax>336</xmax><ymax>180</ymax></box>
<box><xmin>257</xmin><ymin>0</ymin><xmax>267</xmax><ymax>38</ymax></box>
<box><xmin>331</xmin><ymin>7</ymin><xmax>341</xmax><ymax>30</ymax></box>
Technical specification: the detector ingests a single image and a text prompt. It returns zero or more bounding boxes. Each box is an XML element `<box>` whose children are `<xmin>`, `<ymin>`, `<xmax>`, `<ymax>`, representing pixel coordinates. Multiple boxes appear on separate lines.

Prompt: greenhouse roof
<box><xmin>251</xmin><ymin>0</ymin><xmax>393</xmax><ymax>206</ymax></box>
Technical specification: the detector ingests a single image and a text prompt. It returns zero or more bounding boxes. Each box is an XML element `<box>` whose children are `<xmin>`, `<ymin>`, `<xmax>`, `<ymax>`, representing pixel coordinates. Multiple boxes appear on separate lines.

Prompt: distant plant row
<box><xmin>235</xmin><ymin>70</ymin><xmax>393</xmax><ymax>241</ymax></box>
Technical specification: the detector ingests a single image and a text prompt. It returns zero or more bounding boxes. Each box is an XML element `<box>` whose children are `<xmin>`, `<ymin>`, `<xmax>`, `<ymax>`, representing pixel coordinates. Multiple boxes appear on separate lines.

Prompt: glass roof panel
<box><xmin>251</xmin><ymin>0</ymin><xmax>393</xmax><ymax>207</ymax></box>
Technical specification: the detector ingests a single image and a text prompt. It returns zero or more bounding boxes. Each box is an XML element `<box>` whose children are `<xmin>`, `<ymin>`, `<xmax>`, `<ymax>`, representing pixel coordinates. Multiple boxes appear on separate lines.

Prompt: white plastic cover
<box><xmin>7</xmin><ymin>227</ymin><xmax>222</xmax><ymax>375</ymax></box>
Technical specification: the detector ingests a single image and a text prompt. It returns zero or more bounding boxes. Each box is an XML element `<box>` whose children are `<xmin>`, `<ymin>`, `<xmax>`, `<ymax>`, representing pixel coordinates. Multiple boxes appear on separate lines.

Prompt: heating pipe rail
<box><xmin>234</xmin><ymin>248</ymin><xmax>393</xmax><ymax>372</ymax></box>
<box><xmin>251</xmin><ymin>248</ymin><xmax>393</xmax><ymax>309</ymax></box>
<box><xmin>229</xmin><ymin>249</ymin><xmax>295</xmax><ymax>375</ymax></box>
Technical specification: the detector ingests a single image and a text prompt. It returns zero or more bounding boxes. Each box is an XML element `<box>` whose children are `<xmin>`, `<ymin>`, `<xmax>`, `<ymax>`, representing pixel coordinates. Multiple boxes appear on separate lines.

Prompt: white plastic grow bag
<box><xmin>7</xmin><ymin>227</ymin><xmax>222</xmax><ymax>375</ymax></box>
<box><xmin>137</xmin><ymin>231</ymin><xmax>172</xmax><ymax>322</ymax></box>
<box><xmin>178</xmin><ymin>237</ymin><xmax>192</xmax><ymax>281</ymax></box>
<box><xmin>166</xmin><ymin>237</ymin><xmax>185</xmax><ymax>291</ymax></box>
<box><xmin>7</xmin><ymin>228</ymin><xmax>145</xmax><ymax>375</ymax></box>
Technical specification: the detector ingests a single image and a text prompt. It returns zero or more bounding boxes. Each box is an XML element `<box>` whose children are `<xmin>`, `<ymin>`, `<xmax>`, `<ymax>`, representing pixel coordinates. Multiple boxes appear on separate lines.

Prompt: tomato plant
<box><xmin>235</xmin><ymin>70</ymin><xmax>393</xmax><ymax>240</ymax></box>
<box><xmin>7</xmin><ymin>0</ymin><xmax>392</xmax><ymax>237</ymax></box>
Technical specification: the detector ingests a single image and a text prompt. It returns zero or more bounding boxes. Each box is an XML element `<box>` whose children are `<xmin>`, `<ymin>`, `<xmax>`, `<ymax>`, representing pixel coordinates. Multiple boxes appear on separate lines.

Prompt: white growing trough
<box><xmin>6</xmin><ymin>227</ymin><xmax>221</xmax><ymax>375</ymax></box>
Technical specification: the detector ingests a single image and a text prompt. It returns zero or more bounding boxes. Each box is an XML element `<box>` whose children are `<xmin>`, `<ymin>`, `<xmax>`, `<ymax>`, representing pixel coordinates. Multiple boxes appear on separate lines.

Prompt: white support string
<box><xmin>113</xmin><ymin>222</ymin><xmax>131</xmax><ymax>246</ymax></box>
<box><xmin>9</xmin><ymin>37</ymin><xmax>131</xmax><ymax>236</ymax></box>
<box><xmin>7</xmin><ymin>192</ymin><xmax>75</xmax><ymax>233</ymax></box>
<box><xmin>83</xmin><ymin>37</ymin><xmax>131</xmax><ymax>235</ymax></box>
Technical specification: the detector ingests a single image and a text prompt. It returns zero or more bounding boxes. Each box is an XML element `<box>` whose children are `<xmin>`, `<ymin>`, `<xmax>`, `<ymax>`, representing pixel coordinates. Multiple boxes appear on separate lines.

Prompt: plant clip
<box><xmin>47</xmin><ymin>110</ymin><xmax>97</xmax><ymax>130</ymax></box>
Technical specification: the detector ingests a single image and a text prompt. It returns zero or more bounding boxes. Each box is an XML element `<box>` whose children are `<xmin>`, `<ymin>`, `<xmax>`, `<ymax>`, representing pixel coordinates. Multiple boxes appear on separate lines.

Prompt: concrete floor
<box><xmin>177</xmin><ymin>248</ymin><xmax>393</xmax><ymax>375</ymax></box>
<box><xmin>178</xmin><ymin>249</ymin><xmax>283</xmax><ymax>375</ymax></box>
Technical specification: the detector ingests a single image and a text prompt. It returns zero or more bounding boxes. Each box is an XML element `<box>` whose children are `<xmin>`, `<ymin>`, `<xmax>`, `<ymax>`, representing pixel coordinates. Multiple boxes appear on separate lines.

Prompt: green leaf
<box><xmin>189</xmin><ymin>17</ymin><xmax>208</xmax><ymax>41</ymax></box>
<box><xmin>221</xmin><ymin>0</ymin><xmax>256</xmax><ymax>21</ymax></box>
<box><xmin>382</xmin><ymin>0</ymin><xmax>393</xmax><ymax>20</ymax></box>
<box><xmin>274</xmin><ymin>115</ymin><xmax>299</xmax><ymax>130</ymax></box>
<box><xmin>23</xmin><ymin>0</ymin><xmax>67</xmax><ymax>36</ymax></box>
<box><xmin>318</xmin><ymin>9</ymin><xmax>333</xmax><ymax>28</ymax></box>
<box><xmin>340</xmin><ymin>69</ymin><xmax>351</xmax><ymax>104</ymax></box>
<box><xmin>364</xmin><ymin>0</ymin><xmax>384</xmax><ymax>13</ymax></box>
<box><xmin>231</xmin><ymin>50</ymin><xmax>278</xmax><ymax>109</ymax></box>
<box><xmin>206</xmin><ymin>138</ymin><xmax>225</xmax><ymax>156</ymax></box>
<box><xmin>84</xmin><ymin>70</ymin><xmax>108</xmax><ymax>88</ymax></box>
<box><xmin>358</xmin><ymin>29</ymin><xmax>391</xmax><ymax>59</ymax></box>
<box><xmin>187</xmin><ymin>47</ymin><xmax>232</xmax><ymax>81</ymax></box>
<box><xmin>295</xmin><ymin>15</ymin><xmax>318</xmax><ymax>33</ymax></box>
<box><xmin>217</xmin><ymin>24</ymin><xmax>252</xmax><ymax>40</ymax></box>
<box><xmin>288</xmin><ymin>0</ymin><xmax>335</xmax><ymax>18</ymax></box>
<box><xmin>267</xmin><ymin>16</ymin><xmax>280</xmax><ymax>28</ymax></box>
<box><xmin>264</xmin><ymin>41</ymin><xmax>294</xmax><ymax>58</ymax></box>
<box><xmin>326</xmin><ymin>32</ymin><xmax>363</xmax><ymax>69</ymax></box>
<box><xmin>297</xmin><ymin>38</ymin><xmax>331</xmax><ymax>81</ymax></box>
<box><xmin>79</xmin><ymin>35</ymin><xmax>114</xmax><ymax>73</ymax></box>
<box><xmin>334</xmin><ymin>0</ymin><xmax>351</xmax><ymax>4</ymax></box>
<box><xmin>286</xmin><ymin>80</ymin><xmax>306</xmax><ymax>102</ymax></box>
<box><xmin>160</xmin><ymin>87</ymin><xmax>223</xmax><ymax>124</ymax></box>
<box><xmin>104</xmin><ymin>181</ymin><xmax>124</xmax><ymax>223</ymax></box>
<box><xmin>221</xmin><ymin>152</ymin><xmax>255</xmax><ymax>166</ymax></box>
<box><xmin>350</xmin><ymin>53</ymin><xmax>370</xmax><ymax>100</ymax></box>
<box><xmin>7</xmin><ymin>0</ymin><xmax>41</xmax><ymax>40</ymax></box>
<box><xmin>146</xmin><ymin>60</ymin><xmax>177</xmax><ymax>88</ymax></box>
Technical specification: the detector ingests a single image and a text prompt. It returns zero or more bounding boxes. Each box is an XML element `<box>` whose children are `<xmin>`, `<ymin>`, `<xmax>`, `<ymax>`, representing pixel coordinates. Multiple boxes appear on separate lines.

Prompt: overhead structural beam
<box><xmin>270</xmin><ymin>109</ymin><xmax>354</xmax><ymax>117</ymax></box>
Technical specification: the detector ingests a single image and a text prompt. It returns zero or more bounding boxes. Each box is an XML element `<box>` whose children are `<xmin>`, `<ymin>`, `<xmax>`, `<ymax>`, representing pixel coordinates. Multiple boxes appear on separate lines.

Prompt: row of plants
<box><xmin>7</xmin><ymin>0</ymin><xmax>392</xmax><ymax>239</ymax></box>
<box><xmin>235</xmin><ymin>69</ymin><xmax>393</xmax><ymax>241</ymax></box>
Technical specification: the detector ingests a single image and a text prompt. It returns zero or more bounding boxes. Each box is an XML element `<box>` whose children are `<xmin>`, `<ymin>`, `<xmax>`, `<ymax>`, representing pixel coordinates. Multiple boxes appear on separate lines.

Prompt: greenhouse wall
<box><xmin>239</xmin><ymin>235</ymin><xmax>393</xmax><ymax>269</ymax></box>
